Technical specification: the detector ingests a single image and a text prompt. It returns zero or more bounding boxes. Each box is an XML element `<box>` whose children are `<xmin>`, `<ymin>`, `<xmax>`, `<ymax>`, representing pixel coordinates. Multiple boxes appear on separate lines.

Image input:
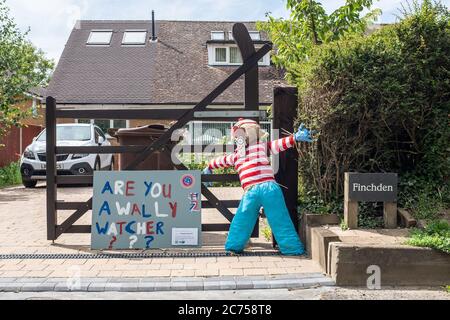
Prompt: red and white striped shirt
<box><xmin>208</xmin><ymin>135</ymin><xmax>296</xmax><ymax>191</ymax></box>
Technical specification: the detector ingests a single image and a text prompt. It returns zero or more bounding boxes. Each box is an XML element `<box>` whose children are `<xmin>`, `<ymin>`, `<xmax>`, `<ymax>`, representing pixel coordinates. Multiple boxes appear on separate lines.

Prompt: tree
<box><xmin>0</xmin><ymin>0</ymin><xmax>54</xmax><ymax>138</ymax></box>
<box><xmin>258</xmin><ymin>0</ymin><xmax>381</xmax><ymax>80</ymax></box>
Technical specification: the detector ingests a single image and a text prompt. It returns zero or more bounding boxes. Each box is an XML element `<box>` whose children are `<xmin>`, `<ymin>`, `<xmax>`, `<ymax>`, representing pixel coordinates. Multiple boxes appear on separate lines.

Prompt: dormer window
<box><xmin>211</xmin><ymin>31</ymin><xmax>225</xmax><ymax>41</ymax></box>
<box><xmin>208</xmin><ymin>44</ymin><xmax>270</xmax><ymax>66</ymax></box>
<box><xmin>215</xmin><ymin>48</ymin><xmax>227</xmax><ymax>63</ymax></box>
<box><xmin>229</xmin><ymin>47</ymin><xmax>242</xmax><ymax>64</ymax></box>
<box><xmin>122</xmin><ymin>30</ymin><xmax>147</xmax><ymax>45</ymax></box>
<box><xmin>87</xmin><ymin>30</ymin><xmax>113</xmax><ymax>45</ymax></box>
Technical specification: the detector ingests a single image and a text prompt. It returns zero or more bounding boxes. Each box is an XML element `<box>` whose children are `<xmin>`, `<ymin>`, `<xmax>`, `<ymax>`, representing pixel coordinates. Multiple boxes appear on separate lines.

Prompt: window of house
<box><xmin>87</xmin><ymin>31</ymin><xmax>113</xmax><ymax>45</ymax></box>
<box><xmin>211</xmin><ymin>31</ymin><xmax>225</xmax><ymax>41</ymax></box>
<box><xmin>209</xmin><ymin>45</ymin><xmax>270</xmax><ymax>66</ymax></box>
<box><xmin>76</xmin><ymin>119</ymin><xmax>128</xmax><ymax>133</ymax></box>
<box><xmin>215</xmin><ymin>47</ymin><xmax>227</xmax><ymax>63</ymax></box>
<box><xmin>229</xmin><ymin>47</ymin><xmax>242</xmax><ymax>64</ymax></box>
<box><xmin>122</xmin><ymin>31</ymin><xmax>147</xmax><ymax>45</ymax></box>
<box><xmin>113</xmin><ymin>120</ymin><xmax>127</xmax><ymax>128</ymax></box>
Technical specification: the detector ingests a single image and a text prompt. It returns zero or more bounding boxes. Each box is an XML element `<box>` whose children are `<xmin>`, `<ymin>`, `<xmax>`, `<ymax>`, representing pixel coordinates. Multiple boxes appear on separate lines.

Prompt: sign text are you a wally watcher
<box><xmin>91</xmin><ymin>171</ymin><xmax>202</xmax><ymax>250</ymax></box>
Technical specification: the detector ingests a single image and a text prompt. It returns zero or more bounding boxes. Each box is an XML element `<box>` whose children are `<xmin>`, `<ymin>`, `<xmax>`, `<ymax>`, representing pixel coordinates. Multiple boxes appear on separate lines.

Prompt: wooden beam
<box><xmin>201</xmin><ymin>200</ymin><xmax>240</xmax><ymax>209</ymax></box>
<box><xmin>56</xmin><ymin>176</ymin><xmax>93</xmax><ymax>184</ymax></box>
<box><xmin>63</xmin><ymin>225</ymin><xmax>91</xmax><ymax>233</ymax></box>
<box><xmin>56</xmin><ymin>146</ymin><xmax>147</xmax><ymax>154</ymax></box>
<box><xmin>194</xmin><ymin>110</ymin><xmax>264</xmax><ymax>118</ymax></box>
<box><xmin>46</xmin><ymin>96</ymin><xmax>57</xmax><ymax>241</ymax></box>
<box><xmin>56</xmin><ymin>108</ymin><xmax>186</xmax><ymax>120</ymax></box>
<box><xmin>233</xmin><ymin>23</ymin><xmax>259</xmax><ymax>117</ymax></box>
<box><xmin>201</xmin><ymin>174</ymin><xmax>239</xmax><ymax>182</ymax></box>
<box><xmin>58</xmin><ymin>144</ymin><xmax>237</xmax><ymax>154</ymax></box>
<box><xmin>63</xmin><ymin>224</ymin><xmax>232</xmax><ymax>233</ymax></box>
<box><xmin>56</xmin><ymin>201</ymin><xmax>92</xmax><ymax>210</ymax></box>
<box><xmin>272</xmin><ymin>87</ymin><xmax>299</xmax><ymax>246</ymax></box>
<box><xmin>55</xmin><ymin>199</ymin><xmax>93</xmax><ymax>238</ymax></box>
<box><xmin>202</xmin><ymin>224</ymin><xmax>230</xmax><ymax>232</ymax></box>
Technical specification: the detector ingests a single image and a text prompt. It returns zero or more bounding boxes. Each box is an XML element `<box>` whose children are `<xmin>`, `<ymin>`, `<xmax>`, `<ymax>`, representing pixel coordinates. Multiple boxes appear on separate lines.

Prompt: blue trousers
<box><xmin>225</xmin><ymin>181</ymin><xmax>305</xmax><ymax>255</ymax></box>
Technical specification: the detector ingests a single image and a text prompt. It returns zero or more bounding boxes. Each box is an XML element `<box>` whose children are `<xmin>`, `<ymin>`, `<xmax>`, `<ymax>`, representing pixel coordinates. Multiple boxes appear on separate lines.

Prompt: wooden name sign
<box><xmin>344</xmin><ymin>172</ymin><xmax>398</xmax><ymax>229</ymax></box>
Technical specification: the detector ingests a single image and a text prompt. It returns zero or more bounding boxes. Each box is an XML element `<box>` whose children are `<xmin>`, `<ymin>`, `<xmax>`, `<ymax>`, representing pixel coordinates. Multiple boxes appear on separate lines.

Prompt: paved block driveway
<box><xmin>0</xmin><ymin>185</ymin><xmax>322</xmax><ymax>280</ymax></box>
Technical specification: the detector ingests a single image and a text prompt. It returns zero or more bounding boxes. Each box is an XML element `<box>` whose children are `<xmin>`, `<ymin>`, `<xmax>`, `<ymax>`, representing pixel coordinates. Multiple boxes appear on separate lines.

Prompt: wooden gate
<box><xmin>45</xmin><ymin>23</ymin><xmax>299</xmax><ymax>243</ymax></box>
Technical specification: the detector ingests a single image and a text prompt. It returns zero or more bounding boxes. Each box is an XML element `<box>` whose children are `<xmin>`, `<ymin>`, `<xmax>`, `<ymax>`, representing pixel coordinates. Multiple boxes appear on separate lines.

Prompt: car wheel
<box><xmin>23</xmin><ymin>180</ymin><xmax>37</xmax><ymax>188</ymax></box>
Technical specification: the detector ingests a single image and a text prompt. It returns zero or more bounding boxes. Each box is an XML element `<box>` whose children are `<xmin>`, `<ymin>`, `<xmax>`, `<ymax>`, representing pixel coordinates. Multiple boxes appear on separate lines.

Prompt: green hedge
<box><xmin>293</xmin><ymin>2</ymin><xmax>450</xmax><ymax>222</ymax></box>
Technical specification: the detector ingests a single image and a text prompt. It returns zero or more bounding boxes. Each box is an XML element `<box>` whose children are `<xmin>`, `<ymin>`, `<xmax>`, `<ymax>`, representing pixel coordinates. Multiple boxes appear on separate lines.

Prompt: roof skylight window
<box><xmin>211</xmin><ymin>31</ymin><xmax>225</xmax><ymax>41</ymax></box>
<box><xmin>87</xmin><ymin>31</ymin><xmax>113</xmax><ymax>45</ymax></box>
<box><xmin>122</xmin><ymin>31</ymin><xmax>147</xmax><ymax>45</ymax></box>
<box><xmin>249</xmin><ymin>31</ymin><xmax>261</xmax><ymax>41</ymax></box>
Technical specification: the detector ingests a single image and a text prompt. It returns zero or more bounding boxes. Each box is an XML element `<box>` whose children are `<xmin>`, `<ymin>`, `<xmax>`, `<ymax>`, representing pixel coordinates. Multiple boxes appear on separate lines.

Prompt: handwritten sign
<box><xmin>91</xmin><ymin>170</ymin><xmax>202</xmax><ymax>250</ymax></box>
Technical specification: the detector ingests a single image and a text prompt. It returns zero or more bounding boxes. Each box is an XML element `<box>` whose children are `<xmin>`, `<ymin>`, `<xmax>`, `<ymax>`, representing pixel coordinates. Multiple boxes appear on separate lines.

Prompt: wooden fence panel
<box><xmin>0</xmin><ymin>125</ymin><xmax>43</xmax><ymax>167</ymax></box>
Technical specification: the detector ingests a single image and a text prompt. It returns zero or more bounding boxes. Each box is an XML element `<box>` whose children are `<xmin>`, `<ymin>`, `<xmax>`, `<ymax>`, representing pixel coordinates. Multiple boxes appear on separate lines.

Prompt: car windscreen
<box><xmin>37</xmin><ymin>126</ymin><xmax>91</xmax><ymax>141</ymax></box>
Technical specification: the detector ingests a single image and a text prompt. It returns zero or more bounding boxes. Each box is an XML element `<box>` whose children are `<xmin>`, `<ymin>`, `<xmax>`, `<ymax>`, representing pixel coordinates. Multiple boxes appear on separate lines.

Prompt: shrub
<box><xmin>289</xmin><ymin>1</ymin><xmax>450</xmax><ymax>217</ymax></box>
<box><xmin>0</xmin><ymin>162</ymin><xmax>21</xmax><ymax>188</ymax></box>
<box><xmin>407</xmin><ymin>220</ymin><xmax>450</xmax><ymax>253</ymax></box>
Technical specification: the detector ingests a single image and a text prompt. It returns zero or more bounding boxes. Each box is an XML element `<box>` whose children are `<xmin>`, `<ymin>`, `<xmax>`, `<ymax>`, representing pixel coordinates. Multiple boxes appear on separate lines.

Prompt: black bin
<box><xmin>116</xmin><ymin>124</ymin><xmax>174</xmax><ymax>170</ymax></box>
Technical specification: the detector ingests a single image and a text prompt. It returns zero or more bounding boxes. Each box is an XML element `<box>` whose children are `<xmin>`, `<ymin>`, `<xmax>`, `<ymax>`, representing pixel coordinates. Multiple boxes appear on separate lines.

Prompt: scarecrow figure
<box><xmin>203</xmin><ymin>119</ymin><xmax>314</xmax><ymax>255</ymax></box>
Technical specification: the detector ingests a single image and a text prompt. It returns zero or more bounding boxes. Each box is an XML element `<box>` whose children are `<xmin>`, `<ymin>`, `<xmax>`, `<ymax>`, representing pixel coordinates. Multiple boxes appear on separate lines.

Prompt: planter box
<box><xmin>328</xmin><ymin>243</ymin><xmax>450</xmax><ymax>286</ymax></box>
<box><xmin>299</xmin><ymin>213</ymin><xmax>340</xmax><ymax>256</ymax></box>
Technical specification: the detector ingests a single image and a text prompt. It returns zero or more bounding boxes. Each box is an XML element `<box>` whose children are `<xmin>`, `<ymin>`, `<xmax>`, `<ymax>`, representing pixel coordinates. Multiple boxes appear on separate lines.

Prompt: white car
<box><xmin>20</xmin><ymin>123</ymin><xmax>114</xmax><ymax>188</ymax></box>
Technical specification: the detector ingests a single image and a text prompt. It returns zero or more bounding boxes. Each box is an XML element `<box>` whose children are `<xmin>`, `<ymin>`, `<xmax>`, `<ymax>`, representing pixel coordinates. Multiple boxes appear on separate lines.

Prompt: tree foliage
<box><xmin>0</xmin><ymin>0</ymin><xmax>53</xmax><ymax>138</ymax></box>
<box><xmin>262</xmin><ymin>1</ymin><xmax>450</xmax><ymax>220</ymax></box>
<box><xmin>257</xmin><ymin>0</ymin><xmax>381</xmax><ymax>80</ymax></box>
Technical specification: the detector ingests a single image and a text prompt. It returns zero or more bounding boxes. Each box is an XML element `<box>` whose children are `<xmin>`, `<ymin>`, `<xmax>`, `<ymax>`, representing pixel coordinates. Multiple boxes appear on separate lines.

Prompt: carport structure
<box><xmin>45</xmin><ymin>23</ymin><xmax>299</xmax><ymax>250</ymax></box>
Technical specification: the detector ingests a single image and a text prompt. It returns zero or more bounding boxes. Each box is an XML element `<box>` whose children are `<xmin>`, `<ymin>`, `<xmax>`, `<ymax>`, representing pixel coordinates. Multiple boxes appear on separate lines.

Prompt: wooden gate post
<box><xmin>272</xmin><ymin>87</ymin><xmax>299</xmax><ymax>246</ymax></box>
<box><xmin>46</xmin><ymin>96</ymin><xmax>57</xmax><ymax>241</ymax></box>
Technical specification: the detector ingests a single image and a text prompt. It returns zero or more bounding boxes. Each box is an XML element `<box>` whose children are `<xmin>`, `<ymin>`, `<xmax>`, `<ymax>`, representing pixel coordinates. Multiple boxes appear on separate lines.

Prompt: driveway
<box><xmin>0</xmin><ymin>185</ymin><xmax>323</xmax><ymax>282</ymax></box>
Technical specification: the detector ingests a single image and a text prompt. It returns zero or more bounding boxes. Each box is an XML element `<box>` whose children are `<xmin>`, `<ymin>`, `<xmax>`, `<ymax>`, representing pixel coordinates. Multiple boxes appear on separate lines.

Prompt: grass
<box><xmin>0</xmin><ymin>161</ymin><xmax>21</xmax><ymax>188</ymax></box>
<box><xmin>261</xmin><ymin>220</ymin><xmax>272</xmax><ymax>242</ymax></box>
<box><xmin>406</xmin><ymin>220</ymin><xmax>450</xmax><ymax>254</ymax></box>
<box><xmin>340</xmin><ymin>220</ymin><xmax>349</xmax><ymax>231</ymax></box>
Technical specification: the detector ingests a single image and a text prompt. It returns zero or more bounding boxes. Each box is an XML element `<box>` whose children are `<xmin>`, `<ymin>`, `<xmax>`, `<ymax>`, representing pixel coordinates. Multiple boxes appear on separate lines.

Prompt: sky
<box><xmin>6</xmin><ymin>0</ymin><xmax>450</xmax><ymax>63</ymax></box>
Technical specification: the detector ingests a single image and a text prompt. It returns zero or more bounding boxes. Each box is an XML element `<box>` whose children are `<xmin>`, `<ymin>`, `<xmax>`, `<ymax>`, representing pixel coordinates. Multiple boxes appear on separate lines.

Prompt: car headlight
<box><xmin>72</xmin><ymin>154</ymin><xmax>89</xmax><ymax>159</ymax></box>
<box><xmin>23</xmin><ymin>149</ymin><xmax>35</xmax><ymax>159</ymax></box>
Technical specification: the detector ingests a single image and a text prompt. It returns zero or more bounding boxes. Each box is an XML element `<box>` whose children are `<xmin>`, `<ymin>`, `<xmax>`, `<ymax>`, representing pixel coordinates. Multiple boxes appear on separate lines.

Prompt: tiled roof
<box><xmin>46</xmin><ymin>20</ymin><xmax>285</xmax><ymax>105</ymax></box>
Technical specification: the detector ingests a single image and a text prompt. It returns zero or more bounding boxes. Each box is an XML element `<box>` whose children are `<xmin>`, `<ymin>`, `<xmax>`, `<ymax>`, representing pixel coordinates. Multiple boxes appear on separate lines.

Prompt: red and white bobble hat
<box><xmin>231</xmin><ymin>118</ymin><xmax>257</xmax><ymax>137</ymax></box>
<box><xmin>231</xmin><ymin>118</ymin><xmax>269</xmax><ymax>139</ymax></box>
